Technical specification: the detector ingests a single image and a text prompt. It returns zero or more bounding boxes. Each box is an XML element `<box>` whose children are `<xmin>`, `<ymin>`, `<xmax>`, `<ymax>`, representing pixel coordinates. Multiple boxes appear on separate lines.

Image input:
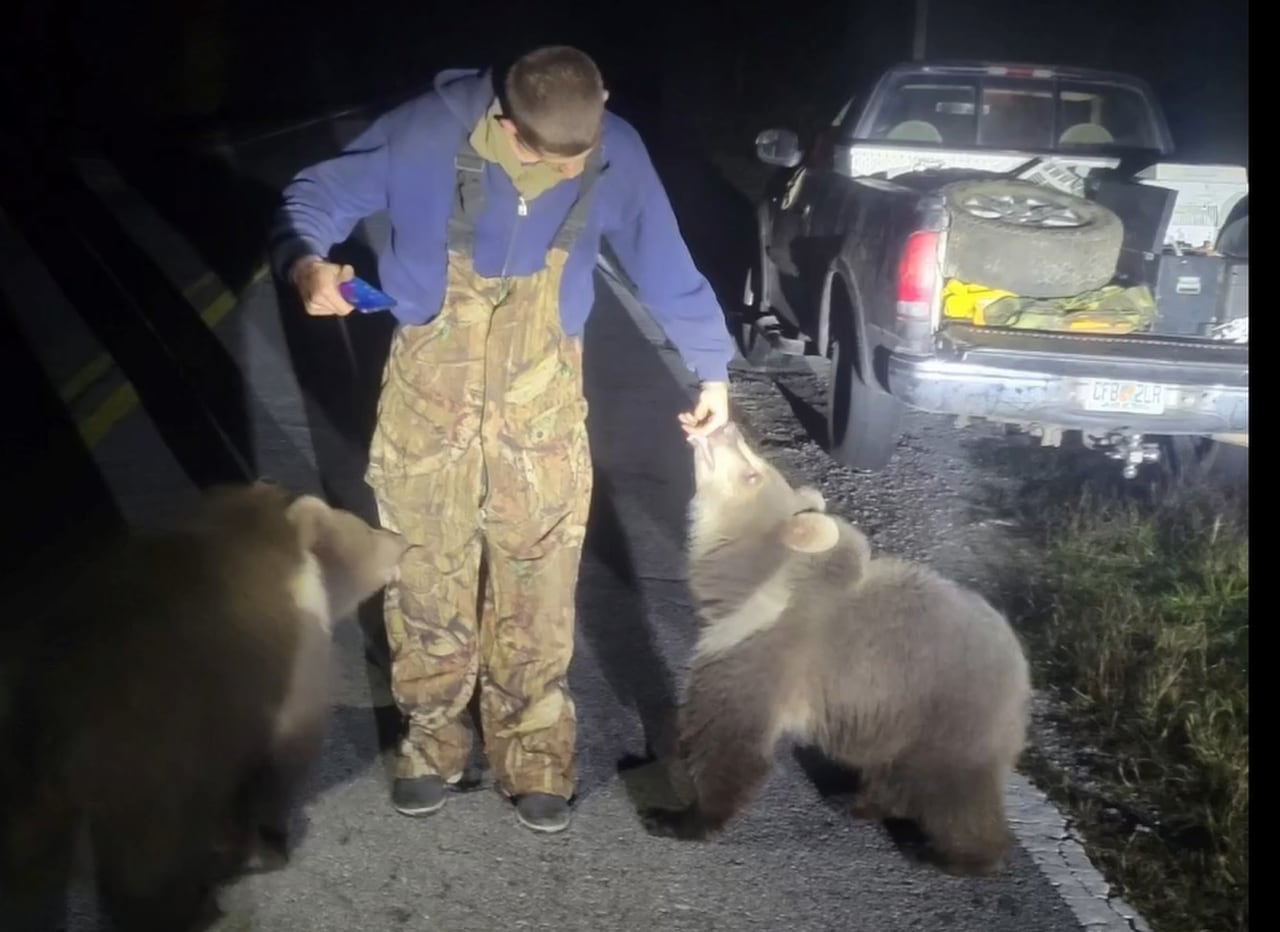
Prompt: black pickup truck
<box><xmin>739</xmin><ymin>60</ymin><xmax>1248</xmax><ymax>478</ymax></box>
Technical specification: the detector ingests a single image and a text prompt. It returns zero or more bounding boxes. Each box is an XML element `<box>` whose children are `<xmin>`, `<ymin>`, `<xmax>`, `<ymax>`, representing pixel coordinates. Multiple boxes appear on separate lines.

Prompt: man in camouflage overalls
<box><xmin>272</xmin><ymin>46</ymin><xmax>735</xmax><ymax>833</ymax></box>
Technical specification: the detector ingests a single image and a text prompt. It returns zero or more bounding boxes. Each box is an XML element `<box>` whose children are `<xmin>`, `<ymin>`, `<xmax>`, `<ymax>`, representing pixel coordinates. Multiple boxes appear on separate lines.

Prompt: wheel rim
<box><xmin>739</xmin><ymin>247</ymin><xmax>773</xmax><ymax>362</ymax></box>
<box><xmin>827</xmin><ymin>338</ymin><xmax>851</xmax><ymax>449</ymax></box>
<box><xmin>739</xmin><ymin>316</ymin><xmax>759</xmax><ymax>357</ymax></box>
<box><xmin>959</xmin><ymin>192</ymin><xmax>1087</xmax><ymax>228</ymax></box>
<box><xmin>738</xmin><ymin>265</ymin><xmax>759</xmax><ymax>357</ymax></box>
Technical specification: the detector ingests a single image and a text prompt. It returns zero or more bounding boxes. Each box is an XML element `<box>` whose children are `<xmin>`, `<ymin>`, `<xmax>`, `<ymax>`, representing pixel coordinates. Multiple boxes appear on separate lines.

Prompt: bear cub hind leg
<box><xmin>906</xmin><ymin>762</ymin><xmax>1015</xmax><ymax>876</ymax></box>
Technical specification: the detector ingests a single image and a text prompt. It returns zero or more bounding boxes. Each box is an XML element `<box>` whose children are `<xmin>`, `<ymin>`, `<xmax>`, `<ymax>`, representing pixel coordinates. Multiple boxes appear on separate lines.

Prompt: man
<box><xmin>270</xmin><ymin>45</ymin><xmax>734</xmax><ymax>835</ymax></box>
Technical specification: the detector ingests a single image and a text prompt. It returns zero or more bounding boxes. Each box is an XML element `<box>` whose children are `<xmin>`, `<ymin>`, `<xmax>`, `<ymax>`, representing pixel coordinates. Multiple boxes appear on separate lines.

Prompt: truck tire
<box><xmin>827</xmin><ymin>334</ymin><xmax>903</xmax><ymax>472</ymax></box>
<box><xmin>940</xmin><ymin>179</ymin><xmax>1123</xmax><ymax>298</ymax></box>
<box><xmin>1217</xmin><ymin>213</ymin><xmax>1248</xmax><ymax>259</ymax></box>
<box><xmin>1160</xmin><ymin>435</ymin><xmax>1249</xmax><ymax>487</ymax></box>
<box><xmin>1217</xmin><ymin>193</ymin><xmax>1248</xmax><ymax>258</ymax></box>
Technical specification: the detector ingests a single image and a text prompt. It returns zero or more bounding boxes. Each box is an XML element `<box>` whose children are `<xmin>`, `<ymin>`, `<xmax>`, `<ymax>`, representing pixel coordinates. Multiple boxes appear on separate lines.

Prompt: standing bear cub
<box><xmin>0</xmin><ymin>481</ymin><xmax>409</xmax><ymax>932</ymax></box>
<box><xmin>641</xmin><ymin>421</ymin><xmax>1031</xmax><ymax>875</ymax></box>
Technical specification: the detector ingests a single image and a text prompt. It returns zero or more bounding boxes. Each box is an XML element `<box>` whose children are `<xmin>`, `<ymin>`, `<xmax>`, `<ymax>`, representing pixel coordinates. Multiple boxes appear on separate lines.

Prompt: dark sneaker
<box><xmin>514</xmin><ymin>793</ymin><xmax>572</xmax><ymax>834</ymax></box>
<box><xmin>391</xmin><ymin>776</ymin><xmax>447</xmax><ymax>816</ymax></box>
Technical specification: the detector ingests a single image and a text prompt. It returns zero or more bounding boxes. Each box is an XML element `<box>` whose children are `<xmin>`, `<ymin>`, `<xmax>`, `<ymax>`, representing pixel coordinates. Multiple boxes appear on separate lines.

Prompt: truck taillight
<box><xmin>896</xmin><ymin>230</ymin><xmax>940</xmax><ymax>320</ymax></box>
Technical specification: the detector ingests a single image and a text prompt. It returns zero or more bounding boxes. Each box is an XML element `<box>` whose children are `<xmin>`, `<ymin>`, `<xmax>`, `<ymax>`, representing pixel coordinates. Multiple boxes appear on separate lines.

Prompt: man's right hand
<box><xmin>291</xmin><ymin>256</ymin><xmax>356</xmax><ymax>316</ymax></box>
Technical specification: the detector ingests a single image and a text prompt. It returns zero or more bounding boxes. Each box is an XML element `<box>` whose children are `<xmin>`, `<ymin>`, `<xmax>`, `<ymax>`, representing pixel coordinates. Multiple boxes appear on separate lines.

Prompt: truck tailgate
<box><xmin>885</xmin><ymin>322</ymin><xmax>1248</xmax><ymax>435</ymax></box>
<box><xmin>933</xmin><ymin>323</ymin><xmax>1248</xmax><ymax>386</ymax></box>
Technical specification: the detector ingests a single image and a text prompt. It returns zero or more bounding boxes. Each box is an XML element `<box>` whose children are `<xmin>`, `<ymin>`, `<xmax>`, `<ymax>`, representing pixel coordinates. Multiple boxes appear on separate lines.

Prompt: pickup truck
<box><xmin>740</xmin><ymin>60</ymin><xmax>1248</xmax><ymax>479</ymax></box>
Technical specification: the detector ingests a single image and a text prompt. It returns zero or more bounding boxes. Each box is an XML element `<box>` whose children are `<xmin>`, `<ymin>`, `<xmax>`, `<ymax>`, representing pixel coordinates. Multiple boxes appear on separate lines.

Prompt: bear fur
<box><xmin>641</xmin><ymin>422</ymin><xmax>1031</xmax><ymax>875</ymax></box>
<box><xmin>0</xmin><ymin>480</ymin><xmax>408</xmax><ymax>931</ymax></box>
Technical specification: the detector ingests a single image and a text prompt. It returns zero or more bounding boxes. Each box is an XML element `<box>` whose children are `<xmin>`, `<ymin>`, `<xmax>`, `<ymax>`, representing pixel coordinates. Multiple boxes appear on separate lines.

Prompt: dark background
<box><xmin>2</xmin><ymin>0</ymin><xmax>1250</xmax><ymax>179</ymax></box>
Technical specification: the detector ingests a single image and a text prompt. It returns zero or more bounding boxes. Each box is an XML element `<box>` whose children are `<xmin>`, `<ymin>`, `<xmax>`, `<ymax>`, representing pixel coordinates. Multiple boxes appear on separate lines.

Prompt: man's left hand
<box><xmin>679</xmin><ymin>381</ymin><xmax>730</xmax><ymax>437</ymax></box>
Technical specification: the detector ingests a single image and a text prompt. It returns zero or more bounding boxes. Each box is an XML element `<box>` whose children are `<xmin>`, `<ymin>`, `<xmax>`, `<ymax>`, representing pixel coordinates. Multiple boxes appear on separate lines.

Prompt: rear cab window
<box><xmin>841</xmin><ymin>67</ymin><xmax>1169</xmax><ymax>155</ymax></box>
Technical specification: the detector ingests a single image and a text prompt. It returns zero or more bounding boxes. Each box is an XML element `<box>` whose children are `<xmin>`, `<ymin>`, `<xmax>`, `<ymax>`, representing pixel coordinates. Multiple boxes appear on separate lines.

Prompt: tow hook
<box><xmin>1091</xmin><ymin>431</ymin><xmax>1163</xmax><ymax>479</ymax></box>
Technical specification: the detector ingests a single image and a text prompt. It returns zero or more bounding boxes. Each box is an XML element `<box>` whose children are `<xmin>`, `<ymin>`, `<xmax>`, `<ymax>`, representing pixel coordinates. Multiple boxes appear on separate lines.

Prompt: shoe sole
<box><xmin>393</xmin><ymin>771</ymin><xmax>487</xmax><ymax>816</ymax></box>
<box><xmin>393</xmin><ymin>798</ymin><xmax>446</xmax><ymax>817</ymax></box>
<box><xmin>514</xmin><ymin>809</ymin><xmax>572</xmax><ymax>834</ymax></box>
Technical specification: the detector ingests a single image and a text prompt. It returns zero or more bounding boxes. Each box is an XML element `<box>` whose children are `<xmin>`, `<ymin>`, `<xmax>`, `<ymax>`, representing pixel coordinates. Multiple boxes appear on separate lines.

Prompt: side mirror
<box><xmin>755</xmin><ymin>128</ymin><xmax>802</xmax><ymax>168</ymax></box>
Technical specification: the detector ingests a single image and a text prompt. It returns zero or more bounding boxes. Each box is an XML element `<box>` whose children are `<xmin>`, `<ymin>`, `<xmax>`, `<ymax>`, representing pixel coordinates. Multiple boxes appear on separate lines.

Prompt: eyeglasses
<box><xmin>505</xmin><ymin>117</ymin><xmax>598</xmax><ymax>173</ymax></box>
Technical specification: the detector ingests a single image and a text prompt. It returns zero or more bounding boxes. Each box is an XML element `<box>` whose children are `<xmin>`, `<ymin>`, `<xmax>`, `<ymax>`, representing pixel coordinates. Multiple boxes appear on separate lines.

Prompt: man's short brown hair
<box><xmin>501</xmin><ymin>46</ymin><xmax>606</xmax><ymax>158</ymax></box>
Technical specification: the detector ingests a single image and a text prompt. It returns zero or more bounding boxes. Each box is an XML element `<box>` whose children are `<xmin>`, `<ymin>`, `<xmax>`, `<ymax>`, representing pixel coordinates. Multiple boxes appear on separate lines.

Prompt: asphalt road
<box><xmin>0</xmin><ymin>103</ymin><xmax>1150</xmax><ymax>932</ymax></box>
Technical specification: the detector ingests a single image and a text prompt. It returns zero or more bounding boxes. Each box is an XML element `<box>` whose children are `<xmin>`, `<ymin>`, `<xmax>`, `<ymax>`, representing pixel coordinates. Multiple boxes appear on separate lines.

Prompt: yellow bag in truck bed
<box><xmin>943</xmin><ymin>278</ymin><xmax>1157</xmax><ymax>334</ymax></box>
<box><xmin>941</xmin><ymin>280</ymin><xmax>1016</xmax><ymax>325</ymax></box>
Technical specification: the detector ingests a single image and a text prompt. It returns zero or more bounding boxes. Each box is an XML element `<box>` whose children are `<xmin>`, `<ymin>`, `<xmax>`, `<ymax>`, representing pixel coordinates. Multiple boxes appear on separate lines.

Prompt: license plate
<box><xmin>1080</xmin><ymin>379</ymin><xmax>1167</xmax><ymax>415</ymax></box>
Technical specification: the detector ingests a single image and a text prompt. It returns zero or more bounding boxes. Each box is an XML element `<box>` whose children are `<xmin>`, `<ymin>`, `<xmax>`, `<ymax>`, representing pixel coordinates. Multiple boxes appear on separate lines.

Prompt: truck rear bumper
<box><xmin>886</xmin><ymin>353</ymin><xmax>1249</xmax><ymax>435</ymax></box>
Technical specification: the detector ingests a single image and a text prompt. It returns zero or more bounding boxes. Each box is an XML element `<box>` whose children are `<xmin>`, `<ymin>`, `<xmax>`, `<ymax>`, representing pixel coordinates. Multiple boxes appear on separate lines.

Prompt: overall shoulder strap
<box><xmin>447</xmin><ymin>130</ymin><xmax>609</xmax><ymax>259</ymax></box>
<box><xmin>549</xmin><ymin>144</ymin><xmax>607</xmax><ymax>253</ymax></box>
<box><xmin>445</xmin><ymin>133</ymin><xmax>486</xmax><ymax>257</ymax></box>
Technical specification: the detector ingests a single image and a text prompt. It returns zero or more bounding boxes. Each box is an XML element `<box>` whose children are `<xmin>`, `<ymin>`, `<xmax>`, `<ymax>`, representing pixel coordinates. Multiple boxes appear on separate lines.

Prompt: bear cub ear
<box><xmin>782</xmin><ymin>511</ymin><xmax>840</xmax><ymax>554</ymax></box>
<box><xmin>285</xmin><ymin>494</ymin><xmax>334</xmax><ymax>554</ymax></box>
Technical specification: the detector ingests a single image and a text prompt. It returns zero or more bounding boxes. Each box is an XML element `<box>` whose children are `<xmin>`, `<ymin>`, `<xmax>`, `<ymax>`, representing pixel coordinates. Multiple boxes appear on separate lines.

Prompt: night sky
<box><xmin>2</xmin><ymin>0</ymin><xmax>1250</xmax><ymax>175</ymax></box>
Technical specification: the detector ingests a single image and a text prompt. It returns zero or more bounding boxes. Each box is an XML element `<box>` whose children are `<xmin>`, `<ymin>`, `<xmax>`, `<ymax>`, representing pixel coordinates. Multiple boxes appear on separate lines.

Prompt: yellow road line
<box><xmin>60</xmin><ymin>271</ymin><xmax>213</xmax><ymax>403</ymax></box>
<box><xmin>78</xmin><ymin>382</ymin><xmax>141</xmax><ymax>448</ymax></box>
<box><xmin>60</xmin><ymin>263</ymin><xmax>267</xmax><ymax>405</ymax></box>
<box><xmin>59</xmin><ymin>351</ymin><xmax>116</xmax><ymax>406</ymax></box>
<box><xmin>73</xmin><ymin>261</ymin><xmax>270</xmax><ymax>448</ymax></box>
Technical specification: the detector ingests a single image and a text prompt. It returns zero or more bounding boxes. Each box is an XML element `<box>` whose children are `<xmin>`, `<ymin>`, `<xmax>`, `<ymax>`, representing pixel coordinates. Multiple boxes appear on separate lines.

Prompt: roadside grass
<box><xmin>1017</xmin><ymin>477</ymin><xmax>1249</xmax><ymax>932</ymax></box>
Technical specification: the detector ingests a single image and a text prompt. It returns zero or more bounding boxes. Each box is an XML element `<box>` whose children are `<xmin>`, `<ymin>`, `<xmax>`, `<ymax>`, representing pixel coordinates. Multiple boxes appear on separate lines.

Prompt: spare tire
<box><xmin>940</xmin><ymin>179</ymin><xmax>1123</xmax><ymax>298</ymax></box>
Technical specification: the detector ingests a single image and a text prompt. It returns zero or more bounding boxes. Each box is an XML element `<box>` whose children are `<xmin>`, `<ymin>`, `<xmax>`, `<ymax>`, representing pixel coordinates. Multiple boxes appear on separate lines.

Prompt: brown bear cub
<box><xmin>640</xmin><ymin>422</ymin><xmax>1031</xmax><ymax>876</ymax></box>
<box><xmin>0</xmin><ymin>481</ymin><xmax>408</xmax><ymax>931</ymax></box>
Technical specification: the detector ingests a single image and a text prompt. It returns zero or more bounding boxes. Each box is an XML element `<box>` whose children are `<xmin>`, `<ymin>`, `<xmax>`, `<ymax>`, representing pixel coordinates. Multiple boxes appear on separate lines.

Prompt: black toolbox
<box><xmin>1152</xmin><ymin>253</ymin><xmax>1227</xmax><ymax>337</ymax></box>
<box><xmin>1092</xmin><ymin>175</ymin><xmax>1247</xmax><ymax>338</ymax></box>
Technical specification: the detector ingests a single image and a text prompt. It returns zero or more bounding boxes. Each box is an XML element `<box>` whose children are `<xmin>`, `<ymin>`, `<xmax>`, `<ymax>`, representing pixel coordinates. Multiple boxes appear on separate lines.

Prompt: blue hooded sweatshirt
<box><xmin>270</xmin><ymin>68</ymin><xmax>735</xmax><ymax>384</ymax></box>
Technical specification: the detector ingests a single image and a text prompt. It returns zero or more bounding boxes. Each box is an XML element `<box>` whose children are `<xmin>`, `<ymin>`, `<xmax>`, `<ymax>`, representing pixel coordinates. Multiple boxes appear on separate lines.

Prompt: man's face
<box><xmin>496</xmin><ymin>89</ymin><xmax>607</xmax><ymax>180</ymax></box>
<box><xmin>496</xmin><ymin>117</ymin><xmax>594</xmax><ymax>178</ymax></box>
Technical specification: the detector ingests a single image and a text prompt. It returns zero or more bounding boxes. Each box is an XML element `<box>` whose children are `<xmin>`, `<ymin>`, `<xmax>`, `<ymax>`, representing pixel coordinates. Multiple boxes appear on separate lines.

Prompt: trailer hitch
<box><xmin>1085</xmin><ymin>431</ymin><xmax>1163</xmax><ymax>479</ymax></box>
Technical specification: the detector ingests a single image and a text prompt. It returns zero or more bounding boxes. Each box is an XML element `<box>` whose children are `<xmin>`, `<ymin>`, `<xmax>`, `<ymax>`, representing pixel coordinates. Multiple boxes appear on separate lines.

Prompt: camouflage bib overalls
<box><xmin>364</xmin><ymin>135</ymin><xmax>603</xmax><ymax>799</ymax></box>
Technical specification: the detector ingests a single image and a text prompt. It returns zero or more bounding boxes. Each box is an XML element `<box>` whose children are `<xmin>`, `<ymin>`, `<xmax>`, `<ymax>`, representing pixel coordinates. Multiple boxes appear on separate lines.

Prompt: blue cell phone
<box><xmin>339</xmin><ymin>276</ymin><xmax>397</xmax><ymax>313</ymax></box>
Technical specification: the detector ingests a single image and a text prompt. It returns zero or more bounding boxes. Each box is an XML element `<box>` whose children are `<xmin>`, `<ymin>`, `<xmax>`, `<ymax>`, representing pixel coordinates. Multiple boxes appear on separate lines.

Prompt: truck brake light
<box><xmin>986</xmin><ymin>65</ymin><xmax>1054</xmax><ymax>79</ymax></box>
<box><xmin>896</xmin><ymin>230</ymin><xmax>940</xmax><ymax>320</ymax></box>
